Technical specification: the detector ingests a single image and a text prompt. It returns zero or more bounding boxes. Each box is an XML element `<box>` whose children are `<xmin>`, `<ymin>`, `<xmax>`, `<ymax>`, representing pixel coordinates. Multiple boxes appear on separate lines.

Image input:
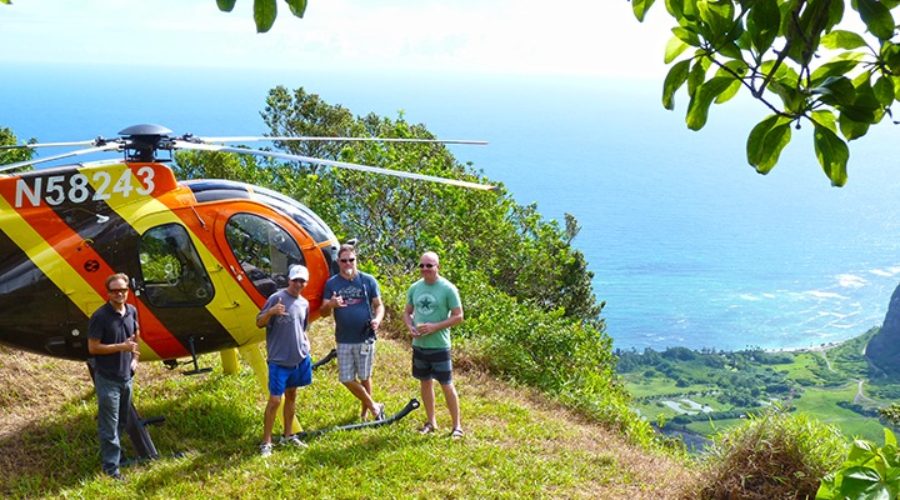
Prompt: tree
<box><xmin>632</xmin><ymin>0</ymin><xmax>900</xmax><ymax>186</ymax></box>
<box><xmin>0</xmin><ymin>128</ymin><xmax>33</xmax><ymax>166</ymax></box>
<box><xmin>214</xmin><ymin>0</ymin><xmax>307</xmax><ymax>33</ymax></box>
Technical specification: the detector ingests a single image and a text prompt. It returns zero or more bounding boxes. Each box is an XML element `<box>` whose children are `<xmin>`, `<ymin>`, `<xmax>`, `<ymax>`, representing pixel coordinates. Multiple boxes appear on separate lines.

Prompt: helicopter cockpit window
<box><xmin>225</xmin><ymin>213</ymin><xmax>305</xmax><ymax>298</ymax></box>
<box><xmin>139</xmin><ymin>224</ymin><xmax>214</xmax><ymax>307</ymax></box>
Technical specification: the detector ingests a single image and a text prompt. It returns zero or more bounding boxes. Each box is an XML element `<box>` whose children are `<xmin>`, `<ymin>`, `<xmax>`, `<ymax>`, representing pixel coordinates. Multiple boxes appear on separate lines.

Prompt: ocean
<box><xmin>3</xmin><ymin>63</ymin><xmax>899</xmax><ymax>351</ymax></box>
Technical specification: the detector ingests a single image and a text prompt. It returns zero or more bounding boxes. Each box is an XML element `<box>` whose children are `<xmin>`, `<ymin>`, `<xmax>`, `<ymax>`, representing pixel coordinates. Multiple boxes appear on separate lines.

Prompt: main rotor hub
<box><xmin>118</xmin><ymin>124</ymin><xmax>175</xmax><ymax>162</ymax></box>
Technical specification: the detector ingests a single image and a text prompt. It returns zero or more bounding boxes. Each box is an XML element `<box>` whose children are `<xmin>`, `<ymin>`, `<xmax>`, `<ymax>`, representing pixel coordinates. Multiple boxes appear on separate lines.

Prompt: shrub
<box><xmin>696</xmin><ymin>409</ymin><xmax>847</xmax><ymax>499</ymax></box>
<box><xmin>817</xmin><ymin>429</ymin><xmax>900</xmax><ymax>499</ymax></box>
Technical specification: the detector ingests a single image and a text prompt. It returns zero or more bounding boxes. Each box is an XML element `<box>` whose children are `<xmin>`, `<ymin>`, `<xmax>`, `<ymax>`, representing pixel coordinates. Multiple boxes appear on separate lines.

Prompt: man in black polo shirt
<box><xmin>88</xmin><ymin>273</ymin><xmax>140</xmax><ymax>480</ymax></box>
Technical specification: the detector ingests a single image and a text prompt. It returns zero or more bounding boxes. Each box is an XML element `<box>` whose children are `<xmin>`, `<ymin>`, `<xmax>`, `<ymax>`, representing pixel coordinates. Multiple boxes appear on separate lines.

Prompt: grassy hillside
<box><xmin>0</xmin><ymin>321</ymin><xmax>694</xmax><ymax>498</ymax></box>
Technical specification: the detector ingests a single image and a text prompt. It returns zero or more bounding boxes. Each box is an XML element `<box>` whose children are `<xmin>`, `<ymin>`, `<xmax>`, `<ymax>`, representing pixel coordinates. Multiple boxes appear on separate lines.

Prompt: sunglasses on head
<box><xmin>418</xmin><ymin>263</ymin><xmax>435</xmax><ymax>269</ymax></box>
<box><xmin>340</xmin><ymin>258</ymin><xmax>356</xmax><ymax>263</ymax></box>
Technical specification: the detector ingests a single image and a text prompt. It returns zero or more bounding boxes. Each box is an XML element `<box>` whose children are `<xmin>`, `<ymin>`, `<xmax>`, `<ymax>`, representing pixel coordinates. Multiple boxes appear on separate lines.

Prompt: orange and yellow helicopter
<box><xmin>0</xmin><ymin>124</ymin><xmax>491</xmax><ymax>451</ymax></box>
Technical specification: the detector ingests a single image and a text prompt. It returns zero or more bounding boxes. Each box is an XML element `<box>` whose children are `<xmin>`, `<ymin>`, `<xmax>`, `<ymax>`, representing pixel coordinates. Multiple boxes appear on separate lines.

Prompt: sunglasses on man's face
<box><xmin>418</xmin><ymin>263</ymin><xmax>435</xmax><ymax>269</ymax></box>
<box><xmin>108</xmin><ymin>288</ymin><xmax>129</xmax><ymax>294</ymax></box>
<box><xmin>340</xmin><ymin>258</ymin><xmax>356</xmax><ymax>263</ymax></box>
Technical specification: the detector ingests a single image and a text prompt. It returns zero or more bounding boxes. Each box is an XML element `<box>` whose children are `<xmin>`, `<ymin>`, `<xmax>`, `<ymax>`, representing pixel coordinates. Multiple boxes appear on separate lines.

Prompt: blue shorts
<box><xmin>268</xmin><ymin>356</ymin><xmax>312</xmax><ymax>396</ymax></box>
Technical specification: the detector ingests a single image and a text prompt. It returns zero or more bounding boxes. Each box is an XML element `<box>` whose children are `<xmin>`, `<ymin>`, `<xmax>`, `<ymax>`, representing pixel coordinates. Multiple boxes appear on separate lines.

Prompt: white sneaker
<box><xmin>279</xmin><ymin>434</ymin><xmax>308</xmax><ymax>448</ymax></box>
<box><xmin>260</xmin><ymin>442</ymin><xmax>274</xmax><ymax>457</ymax></box>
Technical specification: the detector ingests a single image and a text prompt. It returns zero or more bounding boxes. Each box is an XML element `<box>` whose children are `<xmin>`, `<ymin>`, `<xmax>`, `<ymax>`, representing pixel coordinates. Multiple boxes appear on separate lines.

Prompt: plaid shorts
<box><xmin>337</xmin><ymin>341</ymin><xmax>375</xmax><ymax>383</ymax></box>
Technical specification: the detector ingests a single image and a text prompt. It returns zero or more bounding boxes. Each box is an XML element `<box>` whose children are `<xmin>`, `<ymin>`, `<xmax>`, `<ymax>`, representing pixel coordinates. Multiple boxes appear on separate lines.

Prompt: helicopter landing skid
<box><xmin>295</xmin><ymin>398</ymin><xmax>420</xmax><ymax>441</ymax></box>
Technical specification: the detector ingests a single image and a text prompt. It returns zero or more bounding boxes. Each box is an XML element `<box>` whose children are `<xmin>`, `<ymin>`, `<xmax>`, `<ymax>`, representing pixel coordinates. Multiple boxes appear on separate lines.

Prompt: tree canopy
<box><xmin>632</xmin><ymin>0</ymin><xmax>900</xmax><ymax>186</ymax></box>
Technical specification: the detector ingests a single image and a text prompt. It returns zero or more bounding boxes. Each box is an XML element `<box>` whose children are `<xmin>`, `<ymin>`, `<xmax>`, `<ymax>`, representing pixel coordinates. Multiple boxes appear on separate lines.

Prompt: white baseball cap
<box><xmin>288</xmin><ymin>264</ymin><xmax>309</xmax><ymax>282</ymax></box>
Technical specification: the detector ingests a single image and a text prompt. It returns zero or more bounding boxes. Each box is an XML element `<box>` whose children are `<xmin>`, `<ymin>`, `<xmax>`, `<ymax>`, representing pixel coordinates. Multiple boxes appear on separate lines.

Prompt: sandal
<box><xmin>450</xmin><ymin>427</ymin><xmax>464</xmax><ymax>439</ymax></box>
<box><xmin>418</xmin><ymin>422</ymin><xmax>437</xmax><ymax>435</ymax></box>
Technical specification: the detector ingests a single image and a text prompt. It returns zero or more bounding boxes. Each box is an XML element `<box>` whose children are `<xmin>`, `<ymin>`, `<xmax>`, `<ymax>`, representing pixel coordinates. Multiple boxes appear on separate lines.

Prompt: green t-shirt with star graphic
<box><xmin>406</xmin><ymin>277</ymin><xmax>461</xmax><ymax>349</ymax></box>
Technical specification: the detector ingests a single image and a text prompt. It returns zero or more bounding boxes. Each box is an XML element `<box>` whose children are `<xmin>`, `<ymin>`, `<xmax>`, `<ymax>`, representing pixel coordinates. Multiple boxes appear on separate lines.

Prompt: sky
<box><xmin>0</xmin><ymin>0</ymin><xmax>674</xmax><ymax>78</ymax></box>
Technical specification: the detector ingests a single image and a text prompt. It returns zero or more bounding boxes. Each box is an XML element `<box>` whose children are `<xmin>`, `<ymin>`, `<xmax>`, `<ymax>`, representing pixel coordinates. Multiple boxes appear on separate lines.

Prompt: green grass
<box><xmin>792</xmin><ymin>385</ymin><xmax>885</xmax><ymax>442</ymax></box>
<box><xmin>0</xmin><ymin>324</ymin><xmax>693</xmax><ymax>498</ymax></box>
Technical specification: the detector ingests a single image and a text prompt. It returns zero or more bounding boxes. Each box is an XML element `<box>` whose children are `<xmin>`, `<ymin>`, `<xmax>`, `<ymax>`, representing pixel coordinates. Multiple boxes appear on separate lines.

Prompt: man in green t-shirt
<box><xmin>403</xmin><ymin>251</ymin><xmax>465</xmax><ymax>438</ymax></box>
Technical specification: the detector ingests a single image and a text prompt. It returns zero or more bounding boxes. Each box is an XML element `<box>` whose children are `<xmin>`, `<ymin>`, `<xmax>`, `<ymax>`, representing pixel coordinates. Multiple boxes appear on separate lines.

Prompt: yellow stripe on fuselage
<box><xmin>0</xmin><ymin>194</ymin><xmax>105</xmax><ymax>318</ymax></box>
<box><xmin>84</xmin><ymin>164</ymin><xmax>256</xmax><ymax>346</ymax></box>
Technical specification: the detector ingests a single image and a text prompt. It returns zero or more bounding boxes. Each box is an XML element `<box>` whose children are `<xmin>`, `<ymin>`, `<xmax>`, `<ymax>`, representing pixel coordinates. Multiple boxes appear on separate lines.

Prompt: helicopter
<box><xmin>0</xmin><ymin>123</ymin><xmax>491</xmax><ymax>456</ymax></box>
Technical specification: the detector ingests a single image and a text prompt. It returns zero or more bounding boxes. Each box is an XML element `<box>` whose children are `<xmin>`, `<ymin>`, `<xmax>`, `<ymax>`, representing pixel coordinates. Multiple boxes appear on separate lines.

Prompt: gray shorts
<box><xmin>337</xmin><ymin>341</ymin><xmax>375</xmax><ymax>383</ymax></box>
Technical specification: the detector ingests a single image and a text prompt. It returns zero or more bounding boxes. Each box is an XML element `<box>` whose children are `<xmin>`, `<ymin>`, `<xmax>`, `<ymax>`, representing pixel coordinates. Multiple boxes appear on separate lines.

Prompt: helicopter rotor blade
<box><xmin>0</xmin><ymin>143</ymin><xmax>122</xmax><ymax>173</ymax></box>
<box><xmin>191</xmin><ymin>135</ymin><xmax>488</xmax><ymax>146</ymax></box>
<box><xmin>0</xmin><ymin>139</ymin><xmax>99</xmax><ymax>150</ymax></box>
<box><xmin>172</xmin><ymin>141</ymin><xmax>496</xmax><ymax>191</ymax></box>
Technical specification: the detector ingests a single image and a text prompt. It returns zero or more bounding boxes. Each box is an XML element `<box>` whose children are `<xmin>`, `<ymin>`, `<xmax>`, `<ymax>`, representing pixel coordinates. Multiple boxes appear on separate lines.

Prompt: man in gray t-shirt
<box><xmin>255</xmin><ymin>264</ymin><xmax>313</xmax><ymax>456</ymax></box>
<box><xmin>321</xmin><ymin>244</ymin><xmax>386</xmax><ymax>421</ymax></box>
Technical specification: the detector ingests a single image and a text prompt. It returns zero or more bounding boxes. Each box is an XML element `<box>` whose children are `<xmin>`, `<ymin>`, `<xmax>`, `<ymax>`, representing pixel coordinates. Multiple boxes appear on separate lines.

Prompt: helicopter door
<box><xmin>138</xmin><ymin>224</ymin><xmax>214</xmax><ymax>307</ymax></box>
<box><xmin>220</xmin><ymin>213</ymin><xmax>305</xmax><ymax>300</ymax></box>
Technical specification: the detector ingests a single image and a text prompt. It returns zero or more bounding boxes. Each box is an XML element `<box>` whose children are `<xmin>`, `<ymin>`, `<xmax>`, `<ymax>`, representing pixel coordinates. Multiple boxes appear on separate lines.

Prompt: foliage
<box><xmin>0</xmin><ymin>128</ymin><xmax>33</xmax><ymax>166</ymax></box>
<box><xmin>632</xmin><ymin>0</ymin><xmax>900</xmax><ymax>186</ymax></box>
<box><xmin>214</xmin><ymin>0</ymin><xmax>307</xmax><ymax>33</ymax></box>
<box><xmin>698</xmin><ymin>409</ymin><xmax>847</xmax><ymax>499</ymax></box>
<box><xmin>817</xmin><ymin>428</ymin><xmax>900</xmax><ymax>499</ymax></box>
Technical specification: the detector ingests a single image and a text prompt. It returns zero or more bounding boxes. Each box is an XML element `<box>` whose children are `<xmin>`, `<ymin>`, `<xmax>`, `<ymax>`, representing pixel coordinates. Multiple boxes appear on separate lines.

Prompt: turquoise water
<box><xmin>3</xmin><ymin>64</ymin><xmax>899</xmax><ymax>350</ymax></box>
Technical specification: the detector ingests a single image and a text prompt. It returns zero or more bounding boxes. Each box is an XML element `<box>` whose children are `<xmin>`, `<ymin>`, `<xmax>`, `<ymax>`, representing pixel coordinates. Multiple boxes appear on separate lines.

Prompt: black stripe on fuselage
<box><xmin>36</xmin><ymin>170</ymin><xmax>236</xmax><ymax>357</ymax></box>
<box><xmin>0</xmin><ymin>229</ymin><xmax>91</xmax><ymax>360</ymax></box>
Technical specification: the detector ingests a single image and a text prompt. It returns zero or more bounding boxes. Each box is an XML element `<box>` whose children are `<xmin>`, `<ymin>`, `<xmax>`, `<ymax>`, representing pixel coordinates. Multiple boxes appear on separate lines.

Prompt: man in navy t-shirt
<box><xmin>88</xmin><ymin>273</ymin><xmax>140</xmax><ymax>480</ymax></box>
<box><xmin>321</xmin><ymin>244</ymin><xmax>386</xmax><ymax>421</ymax></box>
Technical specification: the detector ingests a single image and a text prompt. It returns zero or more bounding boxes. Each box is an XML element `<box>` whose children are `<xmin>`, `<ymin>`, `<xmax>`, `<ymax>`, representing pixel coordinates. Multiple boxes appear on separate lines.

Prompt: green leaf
<box><xmin>285</xmin><ymin>0</ymin><xmax>307</xmax><ymax>17</ymax></box>
<box><xmin>747</xmin><ymin>0</ymin><xmax>780</xmax><ymax>54</ymax></box>
<box><xmin>673</xmin><ymin>26</ymin><xmax>702</xmax><ymax>47</ymax></box>
<box><xmin>665</xmin><ymin>36</ymin><xmax>690</xmax><ymax>63</ymax></box>
<box><xmin>216</xmin><ymin>0</ymin><xmax>237</xmax><ymax>12</ymax></box>
<box><xmin>810</xmin><ymin>58</ymin><xmax>863</xmax><ymax>86</ymax></box>
<box><xmin>839</xmin><ymin>112</ymin><xmax>871</xmax><ymax>140</ymax></box>
<box><xmin>839</xmin><ymin>466</ymin><xmax>890</xmax><ymax>499</ymax></box>
<box><xmin>814</xmin><ymin>76</ymin><xmax>857</xmax><ymax>106</ymax></box>
<box><xmin>822</xmin><ymin>30</ymin><xmax>869</xmax><ymax>50</ymax></box>
<box><xmin>716</xmin><ymin>41</ymin><xmax>743</xmax><ymax>60</ymax></box>
<box><xmin>874</xmin><ymin>76</ymin><xmax>895</xmax><ymax>106</ymax></box>
<box><xmin>756</xmin><ymin>121</ymin><xmax>791</xmax><ymax>173</ymax></box>
<box><xmin>687</xmin><ymin>58</ymin><xmax>709</xmax><ymax>96</ymax></box>
<box><xmin>858</xmin><ymin>0</ymin><xmax>896</xmax><ymax>40</ymax></box>
<box><xmin>746</xmin><ymin>114</ymin><xmax>773</xmax><ymax>166</ymax></box>
<box><xmin>885</xmin><ymin>429</ymin><xmax>898</xmax><ymax>449</ymax></box>
<box><xmin>665</xmin><ymin>0</ymin><xmax>684</xmax><ymax>18</ymax></box>
<box><xmin>813</xmin><ymin>123</ymin><xmax>850</xmax><ymax>186</ymax></box>
<box><xmin>812</xmin><ymin>110</ymin><xmax>839</xmax><ymax>134</ymax></box>
<box><xmin>663</xmin><ymin>60</ymin><xmax>692</xmax><ymax>110</ymax></box>
<box><xmin>254</xmin><ymin>0</ymin><xmax>277</xmax><ymax>33</ymax></box>
<box><xmin>633</xmin><ymin>0</ymin><xmax>658</xmax><ymax>22</ymax></box>
<box><xmin>826</xmin><ymin>0</ymin><xmax>847</xmax><ymax>30</ymax></box>
<box><xmin>713</xmin><ymin>61</ymin><xmax>748</xmax><ymax>104</ymax></box>
<box><xmin>686</xmin><ymin>76</ymin><xmax>734</xmax><ymax>130</ymax></box>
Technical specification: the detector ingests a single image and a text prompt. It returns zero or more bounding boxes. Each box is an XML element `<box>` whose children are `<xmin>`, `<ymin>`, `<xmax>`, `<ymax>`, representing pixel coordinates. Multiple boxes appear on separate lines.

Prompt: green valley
<box><xmin>617</xmin><ymin>328</ymin><xmax>898</xmax><ymax>443</ymax></box>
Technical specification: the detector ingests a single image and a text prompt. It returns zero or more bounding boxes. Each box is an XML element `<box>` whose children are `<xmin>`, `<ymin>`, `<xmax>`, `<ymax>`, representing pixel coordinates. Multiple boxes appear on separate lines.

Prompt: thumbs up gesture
<box><xmin>271</xmin><ymin>296</ymin><xmax>287</xmax><ymax>316</ymax></box>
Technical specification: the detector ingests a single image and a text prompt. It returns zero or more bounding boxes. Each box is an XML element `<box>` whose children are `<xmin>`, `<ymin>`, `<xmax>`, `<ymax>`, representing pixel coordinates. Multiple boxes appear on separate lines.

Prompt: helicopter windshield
<box><xmin>225</xmin><ymin>213</ymin><xmax>305</xmax><ymax>298</ymax></box>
